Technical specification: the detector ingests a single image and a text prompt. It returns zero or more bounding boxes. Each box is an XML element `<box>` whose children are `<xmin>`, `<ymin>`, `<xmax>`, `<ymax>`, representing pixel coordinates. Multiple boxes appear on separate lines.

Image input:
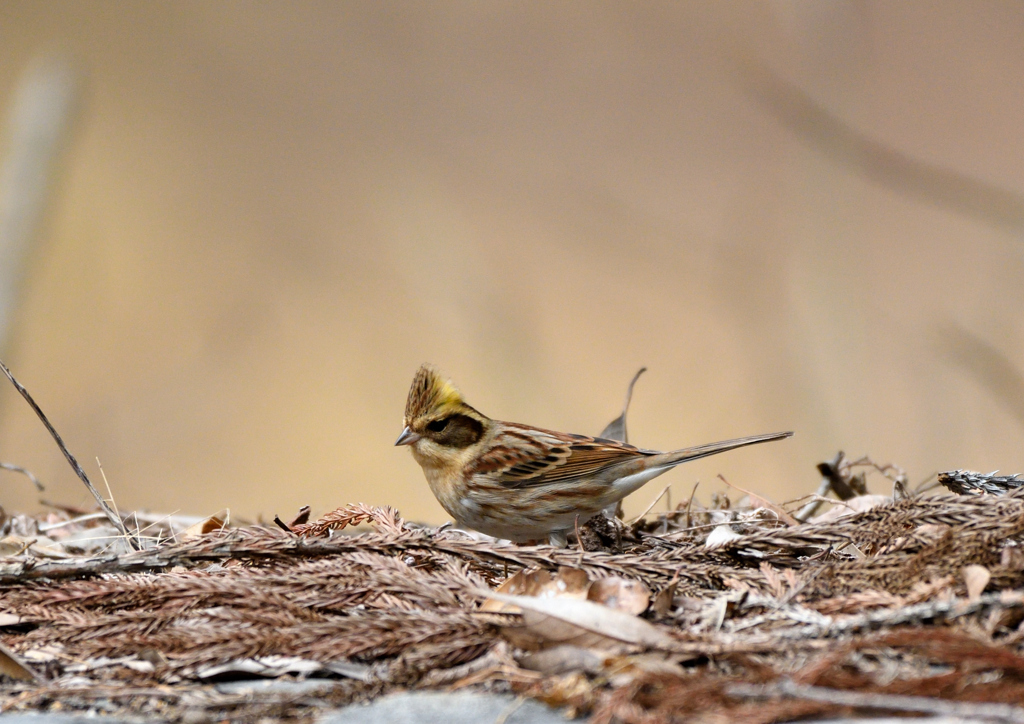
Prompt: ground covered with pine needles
<box><xmin>2</xmin><ymin>460</ymin><xmax>1024</xmax><ymax>722</ymax></box>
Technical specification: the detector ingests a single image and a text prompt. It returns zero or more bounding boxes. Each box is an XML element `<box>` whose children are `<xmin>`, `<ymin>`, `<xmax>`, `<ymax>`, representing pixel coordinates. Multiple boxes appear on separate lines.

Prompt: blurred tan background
<box><xmin>0</xmin><ymin>1</ymin><xmax>1022</xmax><ymax>524</ymax></box>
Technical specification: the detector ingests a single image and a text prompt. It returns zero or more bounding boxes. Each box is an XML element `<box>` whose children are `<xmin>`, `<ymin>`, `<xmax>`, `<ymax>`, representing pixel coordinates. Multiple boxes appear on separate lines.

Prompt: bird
<box><xmin>395</xmin><ymin>364</ymin><xmax>792</xmax><ymax>547</ymax></box>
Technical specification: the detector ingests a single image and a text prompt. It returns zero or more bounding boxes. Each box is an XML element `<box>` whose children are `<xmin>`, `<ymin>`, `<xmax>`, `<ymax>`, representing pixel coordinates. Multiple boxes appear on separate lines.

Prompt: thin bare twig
<box><xmin>628</xmin><ymin>483</ymin><xmax>672</xmax><ymax>524</ymax></box>
<box><xmin>37</xmin><ymin>512</ymin><xmax>107</xmax><ymax>532</ymax></box>
<box><xmin>684</xmin><ymin>480</ymin><xmax>699</xmax><ymax>528</ymax></box>
<box><xmin>793</xmin><ymin>477</ymin><xmax>833</xmax><ymax>523</ymax></box>
<box><xmin>0</xmin><ymin>462</ymin><xmax>43</xmax><ymax>491</ymax></box>
<box><xmin>0</xmin><ymin>359</ymin><xmax>139</xmax><ymax>550</ymax></box>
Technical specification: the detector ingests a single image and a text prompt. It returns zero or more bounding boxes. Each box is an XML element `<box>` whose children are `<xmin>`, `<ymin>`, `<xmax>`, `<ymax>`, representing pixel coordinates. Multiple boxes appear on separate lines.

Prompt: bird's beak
<box><xmin>395</xmin><ymin>426</ymin><xmax>421</xmax><ymax>446</ymax></box>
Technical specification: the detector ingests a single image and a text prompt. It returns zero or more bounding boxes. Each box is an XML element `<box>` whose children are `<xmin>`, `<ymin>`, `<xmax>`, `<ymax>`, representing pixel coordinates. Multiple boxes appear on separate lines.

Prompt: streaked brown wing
<box><xmin>466</xmin><ymin>423</ymin><xmax>653</xmax><ymax>489</ymax></box>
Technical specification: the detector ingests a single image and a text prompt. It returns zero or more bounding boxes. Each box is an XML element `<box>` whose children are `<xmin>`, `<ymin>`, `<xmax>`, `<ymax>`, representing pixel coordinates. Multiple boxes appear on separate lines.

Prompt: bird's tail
<box><xmin>658</xmin><ymin>430</ymin><xmax>793</xmax><ymax>467</ymax></box>
<box><xmin>604</xmin><ymin>431</ymin><xmax>792</xmax><ymax>499</ymax></box>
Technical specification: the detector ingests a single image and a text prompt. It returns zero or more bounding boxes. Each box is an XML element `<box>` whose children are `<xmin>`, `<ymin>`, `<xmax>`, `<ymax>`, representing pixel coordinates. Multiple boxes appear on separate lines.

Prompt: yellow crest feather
<box><xmin>404</xmin><ymin>364</ymin><xmax>467</xmax><ymax>422</ymax></box>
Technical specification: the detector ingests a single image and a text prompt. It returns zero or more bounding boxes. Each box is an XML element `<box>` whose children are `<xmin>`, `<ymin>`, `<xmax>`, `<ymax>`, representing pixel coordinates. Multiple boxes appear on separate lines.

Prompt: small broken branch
<box><xmin>0</xmin><ymin>359</ymin><xmax>139</xmax><ymax>550</ymax></box>
<box><xmin>0</xmin><ymin>462</ymin><xmax>42</xmax><ymax>491</ymax></box>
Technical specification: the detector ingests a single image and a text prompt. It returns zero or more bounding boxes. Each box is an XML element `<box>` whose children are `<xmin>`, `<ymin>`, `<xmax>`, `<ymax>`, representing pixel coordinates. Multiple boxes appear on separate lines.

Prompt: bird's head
<box><xmin>395</xmin><ymin>364</ymin><xmax>488</xmax><ymax>459</ymax></box>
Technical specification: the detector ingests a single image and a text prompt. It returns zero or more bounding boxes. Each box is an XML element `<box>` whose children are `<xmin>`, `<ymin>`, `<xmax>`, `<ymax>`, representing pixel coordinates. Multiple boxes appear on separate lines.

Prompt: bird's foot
<box><xmin>547</xmin><ymin>530</ymin><xmax>568</xmax><ymax>548</ymax></box>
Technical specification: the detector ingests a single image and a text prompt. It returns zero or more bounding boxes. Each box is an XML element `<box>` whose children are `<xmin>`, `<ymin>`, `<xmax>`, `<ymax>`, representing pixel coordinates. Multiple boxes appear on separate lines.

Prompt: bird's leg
<box><xmin>602</xmin><ymin>502</ymin><xmax>622</xmax><ymax>519</ymax></box>
<box><xmin>548</xmin><ymin>530</ymin><xmax>568</xmax><ymax>548</ymax></box>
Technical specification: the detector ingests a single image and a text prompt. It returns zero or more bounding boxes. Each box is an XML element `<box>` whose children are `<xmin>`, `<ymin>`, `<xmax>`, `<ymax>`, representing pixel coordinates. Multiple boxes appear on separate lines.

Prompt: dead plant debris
<box><xmin>2</xmin><ymin>365</ymin><xmax>1024</xmax><ymax>721</ymax></box>
<box><xmin>2</xmin><ymin>472</ymin><xmax>1024</xmax><ymax>723</ymax></box>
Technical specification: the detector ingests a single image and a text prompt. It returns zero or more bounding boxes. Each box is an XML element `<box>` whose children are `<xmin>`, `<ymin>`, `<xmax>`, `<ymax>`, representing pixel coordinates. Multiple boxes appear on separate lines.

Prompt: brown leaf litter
<box><xmin>2</xmin><ymin>475</ymin><xmax>1024</xmax><ymax>723</ymax></box>
<box><xmin>1</xmin><ymin>364</ymin><xmax>1023</xmax><ymax>721</ymax></box>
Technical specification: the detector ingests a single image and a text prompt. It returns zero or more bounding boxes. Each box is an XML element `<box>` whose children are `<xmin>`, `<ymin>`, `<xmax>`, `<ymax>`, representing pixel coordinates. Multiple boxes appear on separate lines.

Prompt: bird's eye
<box><xmin>426</xmin><ymin>418</ymin><xmax>450</xmax><ymax>433</ymax></box>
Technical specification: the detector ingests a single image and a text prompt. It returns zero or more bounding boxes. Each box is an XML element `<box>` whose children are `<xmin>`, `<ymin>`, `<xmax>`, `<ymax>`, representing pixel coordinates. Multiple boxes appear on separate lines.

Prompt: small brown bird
<box><xmin>396</xmin><ymin>364</ymin><xmax>792</xmax><ymax>546</ymax></box>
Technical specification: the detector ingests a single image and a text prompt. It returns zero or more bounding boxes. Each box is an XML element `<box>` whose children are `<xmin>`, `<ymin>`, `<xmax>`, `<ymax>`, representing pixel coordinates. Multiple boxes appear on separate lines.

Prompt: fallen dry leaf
<box><xmin>809</xmin><ymin>494</ymin><xmax>892</xmax><ymax>523</ymax></box>
<box><xmin>180</xmin><ymin>511</ymin><xmax>229</xmax><ymax>540</ymax></box>
<box><xmin>0</xmin><ymin>537</ymin><xmax>30</xmax><ymax>557</ymax></box>
<box><xmin>480</xmin><ymin>567</ymin><xmax>590</xmax><ymax>613</ymax></box>
<box><xmin>518</xmin><ymin>644</ymin><xmax>606</xmax><ymax>675</ymax></box>
<box><xmin>603</xmin><ymin>652</ymin><xmax>687</xmax><ymax>686</ymax></box>
<box><xmin>914</xmin><ymin>523</ymin><xmax>950</xmax><ymax>539</ymax></box>
<box><xmin>483</xmin><ymin>591</ymin><xmax>677</xmax><ymax>652</ymax></box>
<box><xmin>0</xmin><ymin>641</ymin><xmax>42</xmax><ymax>682</ymax></box>
<box><xmin>704</xmin><ymin>524</ymin><xmax>742</xmax><ymax>548</ymax></box>
<box><xmin>587</xmin><ymin>577</ymin><xmax>650</xmax><ymax>615</ymax></box>
<box><xmin>651</xmin><ymin>584</ymin><xmax>676</xmax><ymax>617</ymax></box>
<box><xmin>549</xmin><ymin>567</ymin><xmax>591</xmax><ymax>598</ymax></box>
<box><xmin>0</xmin><ymin>535</ymin><xmax>70</xmax><ymax>559</ymax></box>
<box><xmin>530</xmin><ymin>671</ymin><xmax>594</xmax><ymax>710</ymax></box>
<box><xmin>963</xmin><ymin>564</ymin><xmax>991</xmax><ymax>601</ymax></box>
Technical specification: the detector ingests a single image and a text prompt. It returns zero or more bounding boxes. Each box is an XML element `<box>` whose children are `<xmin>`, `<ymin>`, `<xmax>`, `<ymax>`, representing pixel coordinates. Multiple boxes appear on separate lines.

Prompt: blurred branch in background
<box><xmin>739</xmin><ymin>61</ymin><xmax>1024</xmax><ymax>237</ymax></box>
<box><xmin>937</xmin><ymin>322</ymin><xmax>1024</xmax><ymax>430</ymax></box>
<box><xmin>0</xmin><ymin>54</ymin><xmax>81</xmax><ymax>358</ymax></box>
